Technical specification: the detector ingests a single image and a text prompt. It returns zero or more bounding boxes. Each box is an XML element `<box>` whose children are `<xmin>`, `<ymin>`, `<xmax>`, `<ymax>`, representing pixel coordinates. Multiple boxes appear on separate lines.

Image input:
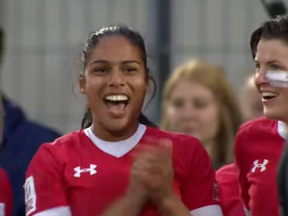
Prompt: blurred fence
<box><xmin>0</xmin><ymin>0</ymin><xmax>268</xmax><ymax>133</ymax></box>
<box><xmin>171</xmin><ymin>0</ymin><xmax>268</xmax><ymax>87</ymax></box>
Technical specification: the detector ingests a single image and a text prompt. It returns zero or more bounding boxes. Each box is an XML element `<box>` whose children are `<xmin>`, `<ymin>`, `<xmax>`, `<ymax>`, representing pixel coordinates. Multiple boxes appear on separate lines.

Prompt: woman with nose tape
<box><xmin>160</xmin><ymin>59</ymin><xmax>242</xmax><ymax>170</ymax></box>
<box><xmin>24</xmin><ymin>25</ymin><xmax>223</xmax><ymax>216</ymax></box>
<box><xmin>234</xmin><ymin>15</ymin><xmax>288</xmax><ymax>216</ymax></box>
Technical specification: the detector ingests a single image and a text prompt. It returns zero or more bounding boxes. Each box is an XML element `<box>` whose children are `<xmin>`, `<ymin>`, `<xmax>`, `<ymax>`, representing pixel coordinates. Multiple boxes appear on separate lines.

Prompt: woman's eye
<box><xmin>172</xmin><ymin>100</ymin><xmax>184</xmax><ymax>108</ymax></box>
<box><xmin>270</xmin><ymin>64</ymin><xmax>280</xmax><ymax>70</ymax></box>
<box><xmin>255</xmin><ymin>63</ymin><xmax>260</xmax><ymax>72</ymax></box>
<box><xmin>194</xmin><ymin>101</ymin><xmax>208</xmax><ymax>109</ymax></box>
<box><xmin>125</xmin><ymin>68</ymin><xmax>136</xmax><ymax>73</ymax></box>
<box><xmin>94</xmin><ymin>68</ymin><xmax>107</xmax><ymax>73</ymax></box>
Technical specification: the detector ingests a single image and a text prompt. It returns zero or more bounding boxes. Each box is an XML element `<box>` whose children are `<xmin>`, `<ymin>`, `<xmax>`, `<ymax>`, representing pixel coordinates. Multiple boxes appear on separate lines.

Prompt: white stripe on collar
<box><xmin>277</xmin><ymin>121</ymin><xmax>288</xmax><ymax>140</ymax></box>
<box><xmin>84</xmin><ymin>124</ymin><xmax>146</xmax><ymax>158</ymax></box>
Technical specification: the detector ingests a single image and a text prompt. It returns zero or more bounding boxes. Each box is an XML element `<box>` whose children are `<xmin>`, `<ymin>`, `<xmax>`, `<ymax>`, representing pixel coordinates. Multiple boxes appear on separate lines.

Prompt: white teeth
<box><xmin>261</xmin><ymin>92</ymin><xmax>278</xmax><ymax>97</ymax></box>
<box><xmin>105</xmin><ymin>95</ymin><xmax>128</xmax><ymax>102</ymax></box>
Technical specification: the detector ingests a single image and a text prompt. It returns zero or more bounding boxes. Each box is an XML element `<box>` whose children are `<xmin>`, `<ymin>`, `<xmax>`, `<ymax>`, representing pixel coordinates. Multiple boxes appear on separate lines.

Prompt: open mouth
<box><xmin>103</xmin><ymin>95</ymin><xmax>129</xmax><ymax>112</ymax></box>
<box><xmin>261</xmin><ymin>92</ymin><xmax>278</xmax><ymax>101</ymax></box>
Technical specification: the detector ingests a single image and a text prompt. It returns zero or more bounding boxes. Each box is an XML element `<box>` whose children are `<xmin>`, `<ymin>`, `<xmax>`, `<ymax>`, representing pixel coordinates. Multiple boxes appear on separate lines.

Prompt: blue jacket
<box><xmin>0</xmin><ymin>97</ymin><xmax>61</xmax><ymax>216</ymax></box>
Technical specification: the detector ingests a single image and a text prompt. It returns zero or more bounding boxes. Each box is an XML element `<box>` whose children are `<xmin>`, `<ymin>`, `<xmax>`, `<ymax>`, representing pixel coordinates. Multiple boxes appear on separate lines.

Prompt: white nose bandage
<box><xmin>266</xmin><ymin>70</ymin><xmax>288</xmax><ymax>88</ymax></box>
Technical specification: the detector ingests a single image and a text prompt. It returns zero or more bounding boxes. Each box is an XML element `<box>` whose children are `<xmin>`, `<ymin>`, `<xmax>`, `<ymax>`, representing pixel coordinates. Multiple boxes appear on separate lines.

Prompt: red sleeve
<box><xmin>24</xmin><ymin>144</ymin><xmax>68</xmax><ymax>216</ymax></box>
<box><xmin>216</xmin><ymin>164</ymin><xmax>245</xmax><ymax>216</ymax></box>
<box><xmin>234</xmin><ymin>126</ymin><xmax>251</xmax><ymax>211</ymax></box>
<box><xmin>0</xmin><ymin>168</ymin><xmax>12</xmax><ymax>216</ymax></box>
<box><xmin>179</xmin><ymin>136</ymin><xmax>220</xmax><ymax>211</ymax></box>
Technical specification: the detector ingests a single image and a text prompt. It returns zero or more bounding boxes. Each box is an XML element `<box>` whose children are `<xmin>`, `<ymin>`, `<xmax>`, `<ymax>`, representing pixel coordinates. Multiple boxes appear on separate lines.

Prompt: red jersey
<box><xmin>0</xmin><ymin>167</ymin><xmax>12</xmax><ymax>216</ymax></box>
<box><xmin>25</xmin><ymin>124</ymin><xmax>223</xmax><ymax>216</ymax></box>
<box><xmin>216</xmin><ymin>163</ymin><xmax>245</xmax><ymax>216</ymax></box>
<box><xmin>234</xmin><ymin>117</ymin><xmax>286</xmax><ymax>216</ymax></box>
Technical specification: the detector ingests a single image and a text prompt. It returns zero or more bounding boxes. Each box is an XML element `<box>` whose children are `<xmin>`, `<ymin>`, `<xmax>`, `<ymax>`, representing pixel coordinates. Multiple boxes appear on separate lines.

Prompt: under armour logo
<box><xmin>251</xmin><ymin>159</ymin><xmax>269</xmax><ymax>173</ymax></box>
<box><xmin>74</xmin><ymin>164</ymin><xmax>97</xmax><ymax>177</ymax></box>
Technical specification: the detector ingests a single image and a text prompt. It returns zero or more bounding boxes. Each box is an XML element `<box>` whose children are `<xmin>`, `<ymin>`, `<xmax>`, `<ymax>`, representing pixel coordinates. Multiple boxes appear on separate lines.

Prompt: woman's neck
<box><xmin>91</xmin><ymin>122</ymin><xmax>139</xmax><ymax>142</ymax></box>
<box><xmin>202</xmin><ymin>140</ymin><xmax>217</xmax><ymax>161</ymax></box>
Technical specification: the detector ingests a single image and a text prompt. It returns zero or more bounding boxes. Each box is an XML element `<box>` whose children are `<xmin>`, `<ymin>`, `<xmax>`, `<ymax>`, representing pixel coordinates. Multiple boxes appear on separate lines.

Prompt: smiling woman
<box><xmin>253</xmin><ymin>37</ymin><xmax>288</xmax><ymax>120</ymax></box>
<box><xmin>24</xmin><ymin>24</ymin><xmax>223</xmax><ymax>216</ymax></box>
<box><xmin>80</xmin><ymin>26</ymin><xmax>157</xmax><ymax>133</ymax></box>
<box><xmin>78</xmin><ymin>26</ymin><xmax>155</xmax><ymax>141</ymax></box>
<box><xmin>234</xmin><ymin>15</ymin><xmax>288</xmax><ymax>216</ymax></box>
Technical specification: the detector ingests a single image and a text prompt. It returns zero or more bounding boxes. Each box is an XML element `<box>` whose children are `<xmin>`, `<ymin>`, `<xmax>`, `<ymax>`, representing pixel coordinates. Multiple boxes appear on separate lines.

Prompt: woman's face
<box><xmin>79</xmin><ymin>36</ymin><xmax>148</xmax><ymax>134</ymax></box>
<box><xmin>254</xmin><ymin>39</ymin><xmax>288</xmax><ymax>122</ymax></box>
<box><xmin>166</xmin><ymin>78</ymin><xmax>220</xmax><ymax>145</ymax></box>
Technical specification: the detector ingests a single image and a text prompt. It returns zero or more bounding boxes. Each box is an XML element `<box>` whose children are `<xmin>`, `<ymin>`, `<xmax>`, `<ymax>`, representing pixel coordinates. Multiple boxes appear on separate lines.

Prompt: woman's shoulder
<box><xmin>237</xmin><ymin>116</ymin><xmax>278</xmax><ymax>137</ymax></box>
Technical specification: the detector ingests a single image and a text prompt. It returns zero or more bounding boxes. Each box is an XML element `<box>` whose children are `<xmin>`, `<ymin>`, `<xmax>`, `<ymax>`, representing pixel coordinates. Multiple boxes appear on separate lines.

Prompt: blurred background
<box><xmin>0</xmin><ymin>0</ymin><xmax>276</xmax><ymax>133</ymax></box>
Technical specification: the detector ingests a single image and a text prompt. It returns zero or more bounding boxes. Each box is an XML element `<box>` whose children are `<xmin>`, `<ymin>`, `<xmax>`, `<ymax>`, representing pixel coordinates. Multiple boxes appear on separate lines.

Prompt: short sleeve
<box><xmin>234</xmin><ymin>129</ymin><xmax>251</xmax><ymax>211</ymax></box>
<box><xmin>0</xmin><ymin>168</ymin><xmax>12</xmax><ymax>216</ymax></box>
<box><xmin>24</xmin><ymin>145</ymin><xmax>68</xmax><ymax>216</ymax></box>
<box><xmin>216</xmin><ymin>164</ymin><xmax>245</xmax><ymax>216</ymax></box>
<box><xmin>179</xmin><ymin>137</ymin><xmax>223</xmax><ymax>215</ymax></box>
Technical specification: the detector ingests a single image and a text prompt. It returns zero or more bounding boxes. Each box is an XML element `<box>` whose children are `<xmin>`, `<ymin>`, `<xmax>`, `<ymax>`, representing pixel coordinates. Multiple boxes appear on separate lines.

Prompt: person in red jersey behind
<box><xmin>215</xmin><ymin>75</ymin><xmax>262</xmax><ymax>216</ymax></box>
<box><xmin>234</xmin><ymin>15</ymin><xmax>288</xmax><ymax>216</ymax></box>
<box><xmin>24</xmin><ymin>24</ymin><xmax>223</xmax><ymax>216</ymax></box>
<box><xmin>0</xmin><ymin>167</ymin><xmax>12</xmax><ymax>216</ymax></box>
<box><xmin>216</xmin><ymin>163</ymin><xmax>245</xmax><ymax>216</ymax></box>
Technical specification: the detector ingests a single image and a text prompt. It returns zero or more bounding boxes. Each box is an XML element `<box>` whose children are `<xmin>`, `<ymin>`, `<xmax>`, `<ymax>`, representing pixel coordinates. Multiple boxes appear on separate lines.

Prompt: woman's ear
<box><xmin>78</xmin><ymin>74</ymin><xmax>86</xmax><ymax>94</ymax></box>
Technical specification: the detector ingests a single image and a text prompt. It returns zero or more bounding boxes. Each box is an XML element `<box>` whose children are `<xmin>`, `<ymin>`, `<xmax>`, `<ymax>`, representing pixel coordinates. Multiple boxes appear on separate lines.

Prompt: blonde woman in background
<box><xmin>160</xmin><ymin>59</ymin><xmax>244</xmax><ymax>216</ymax></box>
<box><xmin>160</xmin><ymin>59</ymin><xmax>242</xmax><ymax>170</ymax></box>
